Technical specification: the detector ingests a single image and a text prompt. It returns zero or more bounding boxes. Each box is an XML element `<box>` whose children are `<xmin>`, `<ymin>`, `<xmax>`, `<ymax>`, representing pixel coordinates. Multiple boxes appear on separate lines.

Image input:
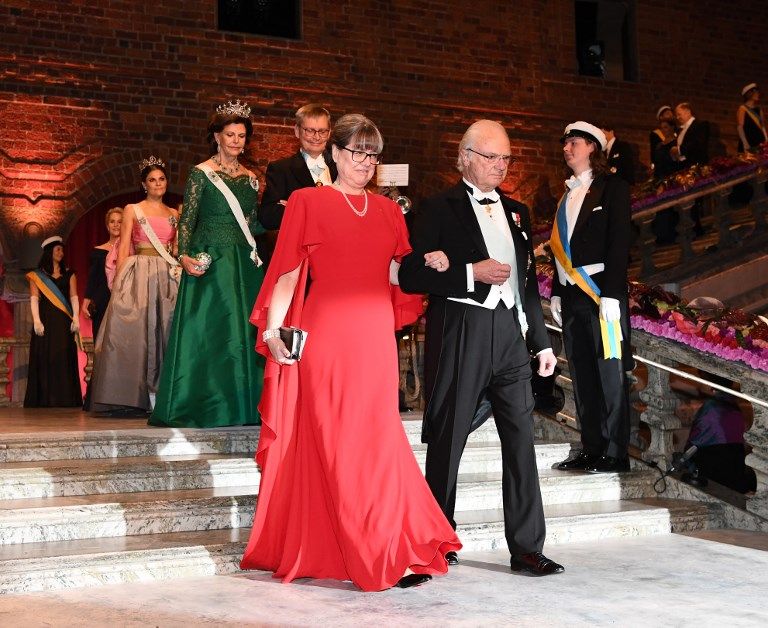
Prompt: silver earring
<box><xmin>142</xmin><ymin>187</ymin><xmax>147</xmax><ymax>194</ymax></box>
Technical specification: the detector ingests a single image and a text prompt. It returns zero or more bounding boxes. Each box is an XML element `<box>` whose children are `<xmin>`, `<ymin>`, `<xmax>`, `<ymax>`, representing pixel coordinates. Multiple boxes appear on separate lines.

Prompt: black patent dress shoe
<box><xmin>510</xmin><ymin>552</ymin><xmax>564</xmax><ymax>576</ymax></box>
<box><xmin>445</xmin><ymin>551</ymin><xmax>459</xmax><ymax>566</ymax></box>
<box><xmin>556</xmin><ymin>451</ymin><xmax>597</xmax><ymax>471</ymax></box>
<box><xmin>396</xmin><ymin>573</ymin><xmax>432</xmax><ymax>588</ymax></box>
<box><xmin>584</xmin><ymin>455</ymin><xmax>631</xmax><ymax>473</ymax></box>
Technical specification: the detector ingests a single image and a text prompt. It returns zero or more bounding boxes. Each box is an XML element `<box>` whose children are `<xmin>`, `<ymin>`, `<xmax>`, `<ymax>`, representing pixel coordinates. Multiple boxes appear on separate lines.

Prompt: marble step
<box><xmin>0</xmin><ymin>455</ymin><xmax>260</xmax><ymax>500</ymax></box>
<box><xmin>0</xmin><ymin>499</ymin><xmax>712</xmax><ymax>595</ymax></box>
<box><xmin>0</xmin><ymin>441</ymin><xmax>570</xmax><ymax>500</ymax></box>
<box><xmin>0</xmin><ymin>427</ymin><xmax>260</xmax><ymax>463</ymax></box>
<box><xmin>0</xmin><ymin>469</ymin><xmax>656</xmax><ymax>545</ymax></box>
<box><xmin>454</xmin><ymin>470</ymin><xmax>658</xmax><ymax>512</ymax></box>
<box><xmin>0</xmin><ymin>418</ymin><xmax>502</xmax><ymax>463</ymax></box>
<box><xmin>412</xmin><ymin>442</ymin><xmax>571</xmax><ymax>474</ymax></box>
<box><xmin>0</xmin><ymin>486</ymin><xmax>259</xmax><ymax>545</ymax></box>
<box><xmin>457</xmin><ymin>499</ymin><xmax>714</xmax><ymax>551</ymax></box>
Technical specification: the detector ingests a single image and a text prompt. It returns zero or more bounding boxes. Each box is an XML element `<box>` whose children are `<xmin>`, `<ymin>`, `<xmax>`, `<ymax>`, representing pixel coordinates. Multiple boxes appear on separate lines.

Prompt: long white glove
<box><xmin>599</xmin><ymin>297</ymin><xmax>621</xmax><ymax>322</ymax></box>
<box><xmin>549</xmin><ymin>296</ymin><xmax>562</xmax><ymax>326</ymax></box>
<box><xmin>30</xmin><ymin>296</ymin><xmax>44</xmax><ymax>336</ymax></box>
<box><xmin>70</xmin><ymin>296</ymin><xmax>80</xmax><ymax>333</ymax></box>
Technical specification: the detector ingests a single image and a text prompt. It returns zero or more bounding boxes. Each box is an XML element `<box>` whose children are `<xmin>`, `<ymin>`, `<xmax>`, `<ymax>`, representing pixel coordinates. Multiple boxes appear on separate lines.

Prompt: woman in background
<box><xmin>82</xmin><ymin>207</ymin><xmax>123</xmax><ymax>339</ymax></box>
<box><xmin>90</xmin><ymin>157</ymin><xmax>179</xmax><ymax>415</ymax></box>
<box><xmin>151</xmin><ymin>101</ymin><xmax>265</xmax><ymax>428</ymax></box>
<box><xmin>24</xmin><ymin>236</ymin><xmax>82</xmax><ymax>407</ymax></box>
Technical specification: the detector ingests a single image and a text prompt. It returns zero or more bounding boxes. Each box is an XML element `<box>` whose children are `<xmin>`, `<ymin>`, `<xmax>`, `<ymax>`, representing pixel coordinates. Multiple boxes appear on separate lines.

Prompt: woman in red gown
<box><xmin>241</xmin><ymin>114</ymin><xmax>461</xmax><ymax>591</ymax></box>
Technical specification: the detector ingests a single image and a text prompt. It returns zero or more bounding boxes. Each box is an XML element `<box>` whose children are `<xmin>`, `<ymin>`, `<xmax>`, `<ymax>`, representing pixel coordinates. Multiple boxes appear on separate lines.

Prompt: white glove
<box><xmin>70</xmin><ymin>296</ymin><xmax>80</xmax><ymax>333</ymax></box>
<box><xmin>599</xmin><ymin>297</ymin><xmax>621</xmax><ymax>322</ymax></box>
<box><xmin>549</xmin><ymin>296</ymin><xmax>562</xmax><ymax>326</ymax></box>
<box><xmin>30</xmin><ymin>296</ymin><xmax>45</xmax><ymax>336</ymax></box>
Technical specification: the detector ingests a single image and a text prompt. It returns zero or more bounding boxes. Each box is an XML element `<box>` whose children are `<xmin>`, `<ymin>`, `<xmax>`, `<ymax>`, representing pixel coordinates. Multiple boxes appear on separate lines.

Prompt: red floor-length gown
<box><xmin>241</xmin><ymin>186</ymin><xmax>461</xmax><ymax>591</ymax></box>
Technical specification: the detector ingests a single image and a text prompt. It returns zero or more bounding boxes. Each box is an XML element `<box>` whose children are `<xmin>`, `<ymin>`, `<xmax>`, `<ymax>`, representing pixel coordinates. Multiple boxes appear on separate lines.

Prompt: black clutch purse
<box><xmin>280</xmin><ymin>326</ymin><xmax>308</xmax><ymax>360</ymax></box>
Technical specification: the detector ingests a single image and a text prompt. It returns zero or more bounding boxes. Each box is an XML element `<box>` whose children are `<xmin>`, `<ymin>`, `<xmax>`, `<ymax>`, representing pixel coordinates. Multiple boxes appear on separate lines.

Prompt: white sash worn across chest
<box><xmin>198</xmin><ymin>164</ymin><xmax>263</xmax><ymax>267</ymax></box>
<box><xmin>132</xmin><ymin>205</ymin><xmax>181</xmax><ymax>280</ymax></box>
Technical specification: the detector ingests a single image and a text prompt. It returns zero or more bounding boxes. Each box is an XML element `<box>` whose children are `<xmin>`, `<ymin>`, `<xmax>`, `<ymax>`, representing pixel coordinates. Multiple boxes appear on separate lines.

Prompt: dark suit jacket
<box><xmin>399</xmin><ymin>182</ymin><xmax>550</xmax><ymax>355</ymax></box>
<box><xmin>550</xmin><ymin>174</ymin><xmax>631</xmax><ymax>301</ymax></box>
<box><xmin>259</xmin><ymin>151</ymin><xmax>338</xmax><ymax>230</ymax></box>
<box><xmin>678</xmin><ymin>118</ymin><xmax>709</xmax><ymax>166</ymax></box>
<box><xmin>606</xmin><ymin>139</ymin><xmax>635</xmax><ymax>184</ymax></box>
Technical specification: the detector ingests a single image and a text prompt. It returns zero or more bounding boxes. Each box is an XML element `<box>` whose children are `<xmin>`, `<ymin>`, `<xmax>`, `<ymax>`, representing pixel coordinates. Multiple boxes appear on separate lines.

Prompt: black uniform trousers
<box><xmin>424</xmin><ymin>300</ymin><xmax>546</xmax><ymax>556</ymax></box>
<box><xmin>560</xmin><ymin>282</ymin><xmax>631</xmax><ymax>459</ymax></box>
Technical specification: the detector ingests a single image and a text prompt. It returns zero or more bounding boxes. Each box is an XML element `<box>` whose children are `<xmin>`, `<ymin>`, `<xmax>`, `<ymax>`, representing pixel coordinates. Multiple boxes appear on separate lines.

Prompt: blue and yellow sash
<box><xmin>549</xmin><ymin>194</ymin><xmax>622</xmax><ymax>359</ymax></box>
<box><xmin>26</xmin><ymin>270</ymin><xmax>83</xmax><ymax>350</ymax></box>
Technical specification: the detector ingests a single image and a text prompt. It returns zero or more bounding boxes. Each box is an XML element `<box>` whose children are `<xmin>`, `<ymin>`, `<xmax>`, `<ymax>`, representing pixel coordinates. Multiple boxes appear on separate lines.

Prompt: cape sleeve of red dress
<box><xmin>249</xmin><ymin>189</ymin><xmax>318</xmax><ymax>471</ymax></box>
<box><xmin>387</xmin><ymin>199</ymin><xmax>425</xmax><ymax>330</ymax></box>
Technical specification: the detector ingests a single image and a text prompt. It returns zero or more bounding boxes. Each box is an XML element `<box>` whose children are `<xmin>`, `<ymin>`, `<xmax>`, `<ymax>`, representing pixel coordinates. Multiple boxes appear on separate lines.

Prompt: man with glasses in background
<box><xmin>259</xmin><ymin>104</ymin><xmax>337</xmax><ymax>232</ymax></box>
<box><xmin>399</xmin><ymin>119</ymin><xmax>563</xmax><ymax>577</ymax></box>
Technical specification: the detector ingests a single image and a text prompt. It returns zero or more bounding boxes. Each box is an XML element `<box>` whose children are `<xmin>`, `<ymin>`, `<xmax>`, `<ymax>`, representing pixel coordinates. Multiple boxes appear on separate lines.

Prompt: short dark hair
<box><xmin>207</xmin><ymin>112</ymin><xmax>253</xmax><ymax>155</ymax></box>
<box><xmin>330</xmin><ymin>113</ymin><xmax>383</xmax><ymax>154</ymax></box>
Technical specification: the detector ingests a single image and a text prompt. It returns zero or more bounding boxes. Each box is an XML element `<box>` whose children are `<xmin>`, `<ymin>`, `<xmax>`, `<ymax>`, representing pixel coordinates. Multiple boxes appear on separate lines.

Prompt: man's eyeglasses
<box><xmin>465</xmin><ymin>148</ymin><xmax>516</xmax><ymax>166</ymax></box>
<box><xmin>301</xmin><ymin>127</ymin><xmax>331</xmax><ymax>138</ymax></box>
<box><xmin>338</xmin><ymin>145</ymin><xmax>382</xmax><ymax>165</ymax></box>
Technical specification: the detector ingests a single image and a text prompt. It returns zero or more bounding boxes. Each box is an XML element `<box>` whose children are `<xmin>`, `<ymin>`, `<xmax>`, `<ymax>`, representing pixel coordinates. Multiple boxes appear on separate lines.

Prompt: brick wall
<box><xmin>1</xmin><ymin>0</ymin><xmax>767</xmax><ymax>255</ymax></box>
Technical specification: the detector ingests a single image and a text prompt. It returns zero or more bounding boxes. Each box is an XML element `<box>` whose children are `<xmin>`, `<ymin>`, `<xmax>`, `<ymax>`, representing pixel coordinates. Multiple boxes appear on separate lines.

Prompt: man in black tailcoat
<box><xmin>601</xmin><ymin>124</ymin><xmax>635</xmax><ymax>185</ymax></box>
<box><xmin>670</xmin><ymin>102</ymin><xmax>710</xmax><ymax>236</ymax></box>
<box><xmin>399</xmin><ymin>119</ymin><xmax>563</xmax><ymax>577</ymax></box>
<box><xmin>259</xmin><ymin>104</ymin><xmax>338</xmax><ymax>232</ymax></box>
<box><xmin>550</xmin><ymin>121</ymin><xmax>633</xmax><ymax>475</ymax></box>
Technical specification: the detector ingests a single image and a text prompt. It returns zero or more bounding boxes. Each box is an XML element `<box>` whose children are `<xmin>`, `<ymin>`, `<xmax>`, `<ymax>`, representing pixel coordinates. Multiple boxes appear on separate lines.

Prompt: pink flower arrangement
<box><xmin>536</xmin><ymin>263</ymin><xmax>768</xmax><ymax>373</ymax></box>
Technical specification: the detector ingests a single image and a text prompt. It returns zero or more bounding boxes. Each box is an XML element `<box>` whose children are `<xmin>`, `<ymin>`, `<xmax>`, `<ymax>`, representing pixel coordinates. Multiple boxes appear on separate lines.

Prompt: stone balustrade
<box><xmin>632</xmin><ymin>170</ymin><xmax>768</xmax><ymax>282</ymax></box>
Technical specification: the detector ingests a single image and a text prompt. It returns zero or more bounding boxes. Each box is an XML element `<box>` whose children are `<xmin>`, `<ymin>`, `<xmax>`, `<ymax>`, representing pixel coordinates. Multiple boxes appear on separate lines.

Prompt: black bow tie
<box><xmin>463</xmin><ymin>183</ymin><xmax>498</xmax><ymax>205</ymax></box>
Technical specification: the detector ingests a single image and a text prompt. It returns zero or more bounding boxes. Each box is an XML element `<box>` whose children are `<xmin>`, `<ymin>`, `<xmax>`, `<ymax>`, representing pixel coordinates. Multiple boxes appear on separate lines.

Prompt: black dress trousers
<box><xmin>423</xmin><ymin>299</ymin><xmax>546</xmax><ymax>556</ymax></box>
<box><xmin>560</xmin><ymin>281</ymin><xmax>631</xmax><ymax>459</ymax></box>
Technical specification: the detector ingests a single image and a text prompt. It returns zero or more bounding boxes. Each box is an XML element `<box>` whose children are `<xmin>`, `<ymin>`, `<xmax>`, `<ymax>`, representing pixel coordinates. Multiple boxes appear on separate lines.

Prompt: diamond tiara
<box><xmin>138</xmin><ymin>155</ymin><xmax>166</xmax><ymax>172</ymax></box>
<box><xmin>216</xmin><ymin>99</ymin><xmax>251</xmax><ymax>118</ymax></box>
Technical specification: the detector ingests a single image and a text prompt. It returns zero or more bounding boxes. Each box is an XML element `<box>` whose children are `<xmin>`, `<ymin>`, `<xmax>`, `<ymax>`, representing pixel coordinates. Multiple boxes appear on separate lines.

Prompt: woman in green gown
<box><xmin>150</xmin><ymin>101</ymin><xmax>265</xmax><ymax>427</ymax></box>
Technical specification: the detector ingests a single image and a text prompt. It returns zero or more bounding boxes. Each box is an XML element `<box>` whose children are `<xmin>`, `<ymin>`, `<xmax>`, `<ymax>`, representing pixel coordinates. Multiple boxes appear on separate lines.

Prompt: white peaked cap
<box><xmin>40</xmin><ymin>236</ymin><xmax>63</xmax><ymax>249</ymax></box>
<box><xmin>742</xmin><ymin>83</ymin><xmax>758</xmax><ymax>96</ymax></box>
<box><xmin>561</xmin><ymin>121</ymin><xmax>607</xmax><ymax>151</ymax></box>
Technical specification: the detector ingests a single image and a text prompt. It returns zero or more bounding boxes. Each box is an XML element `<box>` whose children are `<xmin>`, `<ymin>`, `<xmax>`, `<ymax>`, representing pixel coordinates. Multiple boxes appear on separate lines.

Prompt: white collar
<box><xmin>565</xmin><ymin>169</ymin><xmax>593</xmax><ymax>190</ymax></box>
<box><xmin>681</xmin><ymin>117</ymin><xmax>695</xmax><ymax>131</ymax></box>
<box><xmin>302</xmin><ymin>151</ymin><xmax>327</xmax><ymax>167</ymax></box>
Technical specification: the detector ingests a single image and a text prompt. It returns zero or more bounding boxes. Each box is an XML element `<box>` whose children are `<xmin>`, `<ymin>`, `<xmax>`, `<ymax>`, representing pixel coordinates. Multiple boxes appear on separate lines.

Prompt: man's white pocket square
<box><xmin>592</xmin><ymin>205</ymin><xmax>603</xmax><ymax>212</ymax></box>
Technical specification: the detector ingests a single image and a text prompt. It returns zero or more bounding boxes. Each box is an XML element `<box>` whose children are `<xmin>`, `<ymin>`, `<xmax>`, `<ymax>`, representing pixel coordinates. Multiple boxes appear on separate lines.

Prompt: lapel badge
<box><xmin>510</xmin><ymin>212</ymin><xmax>521</xmax><ymax>229</ymax></box>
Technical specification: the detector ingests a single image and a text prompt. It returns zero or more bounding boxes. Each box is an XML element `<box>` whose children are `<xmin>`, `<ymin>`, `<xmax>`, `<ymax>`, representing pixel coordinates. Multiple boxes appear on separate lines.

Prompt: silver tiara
<box><xmin>216</xmin><ymin>99</ymin><xmax>251</xmax><ymax>117</ymax></box>
<box><xmin>138</xmin><ymin>155</ymin><xmax>166</xmax><ymax>172</ymax></box>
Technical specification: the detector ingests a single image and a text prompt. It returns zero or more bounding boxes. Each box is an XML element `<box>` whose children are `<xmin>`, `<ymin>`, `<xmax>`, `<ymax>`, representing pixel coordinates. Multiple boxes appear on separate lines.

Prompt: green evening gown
<box><xmin>150</xmin><ymin>167</ymin><xmax>265</xmax><ymax>427</ymax></box>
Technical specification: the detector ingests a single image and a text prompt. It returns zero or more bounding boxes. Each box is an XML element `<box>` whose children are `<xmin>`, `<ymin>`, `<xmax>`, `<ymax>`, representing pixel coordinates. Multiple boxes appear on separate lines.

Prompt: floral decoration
<box><xmin>536</xmin><ymin>261</ymin><xmax>768</xmax><ymax>372</ymax></box>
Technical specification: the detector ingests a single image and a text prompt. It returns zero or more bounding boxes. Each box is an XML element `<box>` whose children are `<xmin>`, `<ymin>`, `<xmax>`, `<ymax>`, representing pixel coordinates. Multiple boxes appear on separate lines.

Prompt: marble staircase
<box><xmin>0</xmin><ymin>417</ymin><xmax>722</xmax><ymax>595</ymax></box>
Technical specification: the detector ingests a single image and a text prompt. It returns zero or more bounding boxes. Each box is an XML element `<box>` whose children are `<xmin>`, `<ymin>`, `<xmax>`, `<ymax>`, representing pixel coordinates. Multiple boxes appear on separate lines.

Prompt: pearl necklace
<box><xmin>335</xmin><ymin>185</ymin><xmax>368</xmax><ymax>217</ymax></box>
<box><xmin>212</xmin><ymin>153</ymin><xmax>241</xmax><ymax>177</ymax></box>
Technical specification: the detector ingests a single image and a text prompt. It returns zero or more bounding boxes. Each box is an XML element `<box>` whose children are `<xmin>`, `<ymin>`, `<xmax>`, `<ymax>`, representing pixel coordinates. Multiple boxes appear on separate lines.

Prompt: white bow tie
<box><xmin>565</xmin><ymin>176</ymin><xmax>582</xmax><ymax>191</ymax></box>
<box><xmin>306</xmin><ymin>155</ymin><xmax>327</xmax><ymax>174</ymax></box>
